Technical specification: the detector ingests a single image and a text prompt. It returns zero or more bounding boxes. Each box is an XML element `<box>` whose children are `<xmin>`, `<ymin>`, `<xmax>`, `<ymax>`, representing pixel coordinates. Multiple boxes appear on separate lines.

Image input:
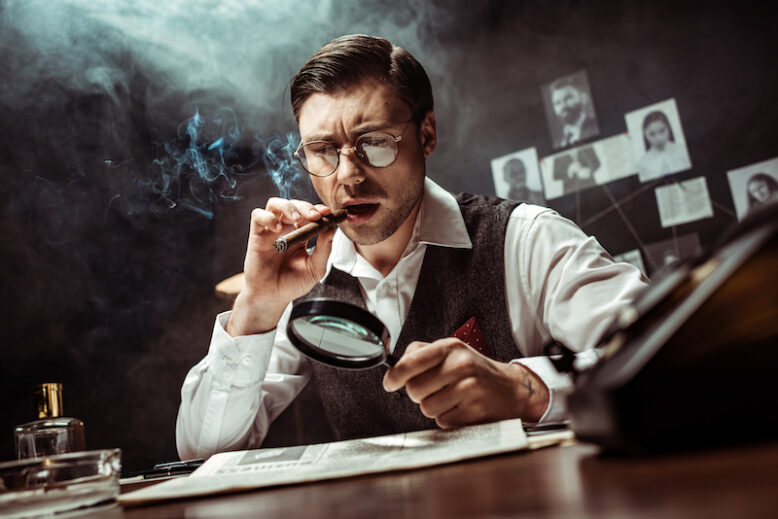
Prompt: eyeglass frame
<box><xmin>294</xmin><ymin>120</ymin><xmax>414</xmax><ymax>178</ymax></box>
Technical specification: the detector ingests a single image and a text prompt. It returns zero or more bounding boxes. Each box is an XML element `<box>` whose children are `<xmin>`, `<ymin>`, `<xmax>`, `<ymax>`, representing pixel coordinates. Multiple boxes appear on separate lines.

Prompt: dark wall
<box><xmin>1</xmin><ymin>1</ymin><xmax>775</xmax><ymax>471</ymax></box>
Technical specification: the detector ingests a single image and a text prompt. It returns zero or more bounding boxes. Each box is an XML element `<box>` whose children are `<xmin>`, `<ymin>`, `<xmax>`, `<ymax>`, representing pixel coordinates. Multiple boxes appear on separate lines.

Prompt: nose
<box><xmin>335</xmin><ymin>146</ymin><xmax>365</xmax><ymax>185</ymax></box>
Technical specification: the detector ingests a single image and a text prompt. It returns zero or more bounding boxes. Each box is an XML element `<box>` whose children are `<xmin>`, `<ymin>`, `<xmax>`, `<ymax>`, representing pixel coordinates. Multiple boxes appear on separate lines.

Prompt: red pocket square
<box><xmin>451</xmin><ymin>316</ymin><xmax>491</xmax><ymax>357</ymax></box>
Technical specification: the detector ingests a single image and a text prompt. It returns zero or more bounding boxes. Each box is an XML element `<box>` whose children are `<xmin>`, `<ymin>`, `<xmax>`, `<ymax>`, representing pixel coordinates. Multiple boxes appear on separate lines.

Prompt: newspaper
<box><xmin>120</xmin><ymin>419</ymin><xmax>572</xmax><ymax>506</ymax></box>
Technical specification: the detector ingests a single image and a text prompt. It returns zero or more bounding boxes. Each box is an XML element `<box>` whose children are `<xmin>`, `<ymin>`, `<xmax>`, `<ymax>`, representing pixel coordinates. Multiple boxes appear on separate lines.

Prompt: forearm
<box><xmin>175</xmin><ymin>309</ymin><xmax>307</xmax><ymax>459</ymax></box>
<box><xmin>176</xmin><ymin>361</ymin><xmax>265</xmax><ymax>459</ymax></box>
<box><xmin>227</xmin><ymin>290</ymin><xmax>288</xmax><ymax>337</ymax></box>
<box><xmin>511</xmin><ymin>349</ymin><xmax>601</xmax><ymax>423</ymax></box>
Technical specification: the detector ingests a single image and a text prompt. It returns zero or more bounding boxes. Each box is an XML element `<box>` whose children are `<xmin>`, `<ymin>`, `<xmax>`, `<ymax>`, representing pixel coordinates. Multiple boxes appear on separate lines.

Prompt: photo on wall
<box><xmin>539</xmin><ymin>134</ymin><xmax>636</xmax><ymax>200</ymax></box>
<box><xmin>625</xmin><ymin>98</ymin><xmax>692</xmax><ymax>182</ymax></box>
<box><xmin>642</xmin><ymin>233</ymin><xmax>702</xmax><ymax>275</ymax></box>
<box><xmin>541</xmin><ymin>70</ymin><xmax>601</xmax><ymax>150</ymax></box>
<box><xmin>490</xmin><ymin>147</ymin><xmax>545</xmax><ymax>205</ymax></box>
<box><xmin>726</xmin><ymin>156</ymin><xmax>778</xmax><ymax>220</ymax></box>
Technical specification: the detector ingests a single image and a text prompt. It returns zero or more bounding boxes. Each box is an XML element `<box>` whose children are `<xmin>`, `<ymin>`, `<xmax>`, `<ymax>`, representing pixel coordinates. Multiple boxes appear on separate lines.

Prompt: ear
<box><xmin>418</xmin><ymin>110</ymin><xmax>437</xmax><ymax>158</ymax></box>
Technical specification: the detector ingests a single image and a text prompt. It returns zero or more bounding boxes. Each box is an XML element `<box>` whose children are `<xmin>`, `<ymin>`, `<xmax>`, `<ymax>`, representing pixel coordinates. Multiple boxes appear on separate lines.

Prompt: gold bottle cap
<box><xmin>34</xmin><ymin>383</ymin><xmax>64</xmax><ymax>419</ymax></box>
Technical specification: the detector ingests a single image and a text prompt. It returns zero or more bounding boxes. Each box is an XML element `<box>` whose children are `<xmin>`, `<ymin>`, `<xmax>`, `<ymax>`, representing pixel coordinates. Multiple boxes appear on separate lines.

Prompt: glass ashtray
<box><xmin>0</xmin><ymin>448</ymin><xmax>121</xmax><ymax>518</ymax></box>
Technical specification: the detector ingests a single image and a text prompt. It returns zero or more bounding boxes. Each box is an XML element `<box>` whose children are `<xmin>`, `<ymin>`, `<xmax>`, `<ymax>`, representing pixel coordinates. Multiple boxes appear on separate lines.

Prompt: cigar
<box><xmin>274</xmin><ymin>209</ymin><xmax>348</xmax><ymax>253</ymax></box>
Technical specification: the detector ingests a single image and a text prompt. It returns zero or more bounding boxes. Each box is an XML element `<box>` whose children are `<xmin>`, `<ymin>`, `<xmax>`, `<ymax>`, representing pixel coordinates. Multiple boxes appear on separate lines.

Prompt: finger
<box><xmin>435</xmin><ymin>404</ymin><xmax>476</xmax><ymax>429</ymax></box>
<box><xmin>313</xmin><ymin>203</ymin><xmax>332</xmax><ymax>215</ymax></box>
<box><xmin>403</xmin><ymin>340</ymin><xmax>432</xmax><ymax>356</ymax></box>
<box><xmin>266</xmin><ymin>198</ymin><xmax>322</xmax><ymax>226</ymax></box>
<box><xmin>306</xmin><ymin>226</ymin><xmax>336</xmax><ymax>280</ymax></box>
<box><xmin>433</xmin><ymin>379</ymin><xmax>489</xmax><ymax>428</ymax></box>
<box><xmin>383</xmin><ymin>340</ymin><xmax>446</xmax><ymax>392</ymax></box>
<box><xmin>250</xmin><ymin>207</ymin><xmax>284</xmax><ymax>233</ymax></box>
<box><xmin>416</xmin><ymin>381</ymin><xmax>463</xmax><ymax>419</ymax></box>
<box><xmin>403</xmin><ymin>354</ymin><xmax>466</xmax><ymax>404</ymax></box>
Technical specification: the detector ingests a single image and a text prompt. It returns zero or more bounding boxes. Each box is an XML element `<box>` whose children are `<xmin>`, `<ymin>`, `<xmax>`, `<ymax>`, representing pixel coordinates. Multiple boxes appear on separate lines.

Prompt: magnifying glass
<box><xmin>286</xmin><ymin>299</ymin><xmax>396</xmax><ymax>369</ymax></box>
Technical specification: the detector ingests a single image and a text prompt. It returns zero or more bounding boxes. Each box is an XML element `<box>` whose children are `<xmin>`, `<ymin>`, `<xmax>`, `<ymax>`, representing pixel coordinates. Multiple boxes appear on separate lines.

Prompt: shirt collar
<box><xmin>324</xmin><ymin>177</ymin><xmax>472</xmax><ymax>279</ymax></box>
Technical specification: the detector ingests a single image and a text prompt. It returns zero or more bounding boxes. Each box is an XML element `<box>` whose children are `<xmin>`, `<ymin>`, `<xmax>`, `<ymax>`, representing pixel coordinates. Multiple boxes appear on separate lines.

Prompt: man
<box><xmin>551</xmin><ymin>145</ymin><xmax>600</xmax><ymax>196</ymax></box>
<box><xmin>549</xmin><ymin>76</ymin><xmax>600</xmax><ymax>149</ymax></box>
<box><xmin>503</xmin><ymin>157</ymin><xmax>544</xmax><ymax>205</ymax></box>
<box><xmin>176</xmin><ymin>35</ymin><xmax>646</xmax><ymax>460</ymax></box>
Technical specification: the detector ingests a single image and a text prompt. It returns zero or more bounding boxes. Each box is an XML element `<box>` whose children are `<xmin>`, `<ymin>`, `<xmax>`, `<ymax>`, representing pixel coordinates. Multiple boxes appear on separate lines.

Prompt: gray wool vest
<box><xmin>295</xmin><ymin>193</ymin><xmax>521</xmax><ymax>441</ymax></box>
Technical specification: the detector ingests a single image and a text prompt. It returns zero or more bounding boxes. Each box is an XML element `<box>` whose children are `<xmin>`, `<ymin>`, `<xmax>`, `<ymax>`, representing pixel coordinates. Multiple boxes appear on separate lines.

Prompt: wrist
<box><xmin>226</xmin><ymin>292</ymin><xmax>286</xmax><ymax>337</ymax></box>
<box><xmin>509</xmin><ymin>362</ymin><xmax>550</xmax><ymax>422</ymax></box>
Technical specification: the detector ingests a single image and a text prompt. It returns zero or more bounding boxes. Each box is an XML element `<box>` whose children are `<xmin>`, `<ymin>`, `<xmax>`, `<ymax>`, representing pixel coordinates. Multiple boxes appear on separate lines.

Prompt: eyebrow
<box><xmin>301</xmin><ymin>122</ymin><xmax>405</xmax><ymax>144</ymax></box>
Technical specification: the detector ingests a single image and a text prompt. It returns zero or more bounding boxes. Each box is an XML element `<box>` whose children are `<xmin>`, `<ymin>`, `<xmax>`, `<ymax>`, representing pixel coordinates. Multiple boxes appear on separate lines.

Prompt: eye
<box><xmin>306</xmin><ymin>142</ymin><xmax>335</xmax><ymax>155</ymax></box>
<box><xmin>359</xmin><ymin>134</ymin><xmax>393</xmax><ymax>148</ymax></box>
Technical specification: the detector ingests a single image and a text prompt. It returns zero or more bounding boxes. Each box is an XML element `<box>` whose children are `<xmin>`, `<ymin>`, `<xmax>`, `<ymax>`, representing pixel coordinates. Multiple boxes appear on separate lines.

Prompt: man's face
<box><xmin>503</xmin><ymin>160</ymin><xmax>526</xmax><ymax>187</ymax></box>
<box><xmin>297</xmin><ymin>79</ymin><xmax>435</xmax><ymax>246</ymax></box>
<box><xmin>551</xmin><ymin>85</ymin><xmax>586</xmax><ymax>125</ymax></box>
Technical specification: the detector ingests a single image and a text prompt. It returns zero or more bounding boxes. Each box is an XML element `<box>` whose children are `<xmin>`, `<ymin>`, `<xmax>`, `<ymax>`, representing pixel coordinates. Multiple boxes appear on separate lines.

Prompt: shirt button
<box><xmin>242</xmin><ymin>356</ymin><xmax>252</xmax><ymax>366</ymax></box>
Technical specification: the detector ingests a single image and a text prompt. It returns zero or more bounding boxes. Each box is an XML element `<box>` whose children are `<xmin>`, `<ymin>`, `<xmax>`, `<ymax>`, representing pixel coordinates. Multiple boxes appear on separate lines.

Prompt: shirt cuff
<box><xmin>511</xmin><ymin>356</ymin><xmax>573</xmax><ymax>424</ymax></box>
<box><xmin>206</xmin><ymin>311</ymin><xmax>276</xmax><ymax>386</ymax></box>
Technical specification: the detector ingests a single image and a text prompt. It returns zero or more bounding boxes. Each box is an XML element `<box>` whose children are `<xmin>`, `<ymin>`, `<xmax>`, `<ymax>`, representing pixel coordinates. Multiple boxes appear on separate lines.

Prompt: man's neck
<box><xmin>356</xmin><ymin>200</ymin><xmax>422</xmax><ymax>277</ymax></box>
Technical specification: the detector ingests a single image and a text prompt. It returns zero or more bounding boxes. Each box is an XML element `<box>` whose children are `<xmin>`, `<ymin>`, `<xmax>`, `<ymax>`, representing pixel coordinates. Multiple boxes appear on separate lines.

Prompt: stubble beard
<box><xmin>561</xmin><ymin>103</ymin><xmax>583</xmax><ymax>125</ymax></box>
<box><xmin>341</xmin><ymin>174</ymin><xmax>424</xmax><ymax>246</ymax></box>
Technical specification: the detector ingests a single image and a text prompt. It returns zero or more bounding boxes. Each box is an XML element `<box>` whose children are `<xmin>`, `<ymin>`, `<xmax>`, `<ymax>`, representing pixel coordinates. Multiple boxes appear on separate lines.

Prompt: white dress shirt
<box><xmin>176</xmin><ymin>178</ymin><xmax>647</xmax><ymax>460</ymax></box>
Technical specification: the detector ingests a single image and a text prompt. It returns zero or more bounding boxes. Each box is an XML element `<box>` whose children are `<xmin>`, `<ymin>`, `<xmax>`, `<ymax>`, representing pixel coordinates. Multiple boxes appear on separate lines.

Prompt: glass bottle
<box><xmin>14</xmin><ymin>383</ymin><xmax>86</xmax><ymax>459</ymax></box>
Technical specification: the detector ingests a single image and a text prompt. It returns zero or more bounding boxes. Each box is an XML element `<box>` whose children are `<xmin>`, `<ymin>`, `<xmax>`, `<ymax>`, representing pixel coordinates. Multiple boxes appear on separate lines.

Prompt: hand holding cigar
<box><xmin>274</xmin><ymin>208</ymin><xmax>348</xmax><ymax>252</ymax></box>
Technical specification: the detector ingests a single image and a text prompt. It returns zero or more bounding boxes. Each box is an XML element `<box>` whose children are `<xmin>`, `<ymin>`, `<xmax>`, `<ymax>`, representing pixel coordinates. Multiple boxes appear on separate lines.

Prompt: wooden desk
<box><xmin>119</xmin><ymin>440</ymin><xmax>778</xmax><ymax>518</ymax></box>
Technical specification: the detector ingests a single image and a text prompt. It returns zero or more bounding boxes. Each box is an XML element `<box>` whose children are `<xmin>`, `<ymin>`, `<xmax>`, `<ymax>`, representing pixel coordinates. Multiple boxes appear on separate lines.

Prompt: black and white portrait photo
<box><xmin>625</xmin><ymin>98</ymin><xmax>692</xmax><ymax>182</ymax></box>
<box><xmin>541</xmin><ymin>70</ymin><xmax>601</xmax><ymax>150</ymax></box>
<box><xmin>726</xmin><ymin>157</ymin><xmax>778</xmax><ymax>220</ymax></box>
<box><xmin>490</xmin><ymin>147</ymin><xmax>545</xmax><ymax>205</ymax></box>
<box><xmin>540</xmin><ymin>144</ymin><xmax>601</xmax><ymax>200</ymax></box>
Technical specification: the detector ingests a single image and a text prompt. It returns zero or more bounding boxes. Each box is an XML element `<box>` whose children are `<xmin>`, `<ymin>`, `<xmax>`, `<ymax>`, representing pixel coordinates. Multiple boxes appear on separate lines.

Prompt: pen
<box><xmin>123</xmin><ymin>458</ymin><xmax>205</xmax><ymax>480</ymax></box>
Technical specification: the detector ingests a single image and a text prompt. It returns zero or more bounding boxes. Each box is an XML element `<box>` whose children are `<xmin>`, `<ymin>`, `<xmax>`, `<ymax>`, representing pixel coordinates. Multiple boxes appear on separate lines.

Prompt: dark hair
<box><xmin>290</xmin><ymin>34</ymin><xmax>433</xmax><ymax>125</ymax></box>
<box><xmin>746</xmin><ymin>172</ymin><xmax>778</xmax><ymax>207</ymax></box>
<box><xmin>503</xmin><ymin>157</ymin><xmax>526</xmax><ymax>178</ymax></box>
<box><xmin>641</xmin><ymin>110</ymin><xmax>675</xmax><ymax>150</ymax></box>
<box><xmin>549</xmin><ymin>76</ymin><xmax>582</xmax><ymax>94</ymax></box>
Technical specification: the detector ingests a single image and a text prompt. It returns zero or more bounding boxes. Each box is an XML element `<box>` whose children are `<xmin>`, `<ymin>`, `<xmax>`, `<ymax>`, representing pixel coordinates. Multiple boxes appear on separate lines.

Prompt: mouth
<box><xmin>343</xmin><ymin>203</ymin><xmax>379</xmax><ymax>224</ymax></box>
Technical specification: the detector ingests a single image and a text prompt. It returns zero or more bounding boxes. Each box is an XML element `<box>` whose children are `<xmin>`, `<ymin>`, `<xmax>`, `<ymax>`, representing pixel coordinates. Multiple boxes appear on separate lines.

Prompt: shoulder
<box><xmin>507</xmin><ymin>204</ymin><xmax>575</xmax><ymax>240</ymax></box>
<box><xmin>455</xmin><ymin>193</ymin><xmax>520</xmax><ymax>220</ymax></box>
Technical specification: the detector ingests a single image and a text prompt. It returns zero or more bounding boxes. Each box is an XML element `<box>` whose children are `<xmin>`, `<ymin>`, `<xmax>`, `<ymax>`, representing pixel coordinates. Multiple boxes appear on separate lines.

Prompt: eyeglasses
<box><xmin>295</xmin><ymin>121</ymin><xmax>412</xmax><ymax>177</ymax></box>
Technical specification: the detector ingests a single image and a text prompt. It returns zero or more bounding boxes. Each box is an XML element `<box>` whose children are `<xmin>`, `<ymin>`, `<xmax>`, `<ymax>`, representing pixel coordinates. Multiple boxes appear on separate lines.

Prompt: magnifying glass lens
<box><xmin>308</xmin><ymin>315</ymin><xmax>381</xmax><ymax>343</ymax></box>
<box><xmin>287</xmin><ymin>300</ymin><xmax>392</xmax><ymax>369</ymax></box>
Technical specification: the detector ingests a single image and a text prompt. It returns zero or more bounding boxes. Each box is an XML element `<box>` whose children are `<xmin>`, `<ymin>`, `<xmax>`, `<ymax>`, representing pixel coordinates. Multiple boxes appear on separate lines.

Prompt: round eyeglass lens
<box><xmin>299</xmin><ymin>144</ymin><xmax>338</xmax><ymax>177</ymax></box>
<box><xmin>357</xmin><ymin>133</ymin><xmax>399</xmax><ymax>168</ymax></box>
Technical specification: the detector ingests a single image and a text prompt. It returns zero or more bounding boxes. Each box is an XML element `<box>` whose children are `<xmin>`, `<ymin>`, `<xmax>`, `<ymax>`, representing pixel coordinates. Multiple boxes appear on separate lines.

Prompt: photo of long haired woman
<box><xmin>625</xmin><ymin>99</ymin><xmax>692</xmax><ymax>182</ymax></box>
<box><xmin>727</xmin><ymin>157</ymin><xmax>778</xmax><ymax>220</ymax></box>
